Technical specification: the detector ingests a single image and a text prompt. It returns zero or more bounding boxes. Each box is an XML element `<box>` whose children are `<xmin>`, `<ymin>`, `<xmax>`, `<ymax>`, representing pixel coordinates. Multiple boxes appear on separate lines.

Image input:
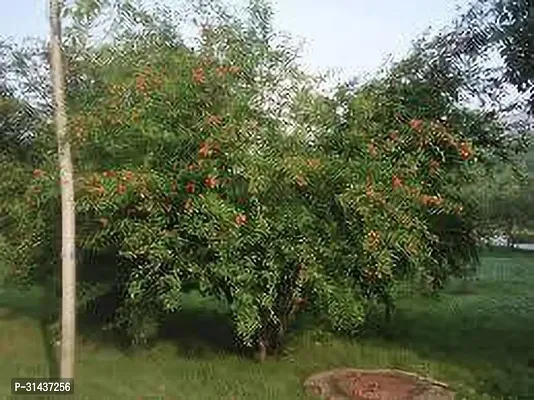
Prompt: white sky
<box><xmin>0</xmin><ymin>0</ymin><xmax>469</xmax><ymax>83</ymax></box>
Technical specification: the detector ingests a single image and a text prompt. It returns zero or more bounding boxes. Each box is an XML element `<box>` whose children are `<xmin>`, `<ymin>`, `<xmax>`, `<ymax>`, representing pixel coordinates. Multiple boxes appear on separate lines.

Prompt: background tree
<box><xmin>393</xmin><ymin>0</ymin><xmax>534</xmax><ymax>243</ymax></box>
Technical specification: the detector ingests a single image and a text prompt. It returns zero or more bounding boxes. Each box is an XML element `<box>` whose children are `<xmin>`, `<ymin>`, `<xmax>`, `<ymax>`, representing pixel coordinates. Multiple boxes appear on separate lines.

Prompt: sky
<box><xmin>0</xmin><ymin>0</ymin><xmax>469</xmax><ymax>83</ymax></box>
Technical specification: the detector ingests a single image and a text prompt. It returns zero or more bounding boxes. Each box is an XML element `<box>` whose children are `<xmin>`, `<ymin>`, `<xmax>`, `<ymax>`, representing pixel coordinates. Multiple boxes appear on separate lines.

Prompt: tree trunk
<box><xmin>49</xmin><ymin>0</ymin><xmax>76</xmax><ymax>379</ymax></box>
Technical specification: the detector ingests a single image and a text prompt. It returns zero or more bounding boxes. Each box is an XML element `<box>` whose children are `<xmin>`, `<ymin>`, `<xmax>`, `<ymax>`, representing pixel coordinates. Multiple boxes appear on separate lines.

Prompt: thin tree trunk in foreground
<box><xmin>49</xmin><ymin>0</ymin><xmax>76</xmax><ymax>379</ymax></box>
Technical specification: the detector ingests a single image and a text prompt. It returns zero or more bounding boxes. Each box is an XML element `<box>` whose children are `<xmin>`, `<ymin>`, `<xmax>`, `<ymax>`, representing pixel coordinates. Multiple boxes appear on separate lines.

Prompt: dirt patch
<box><xmin>304</xmin><ymin>368</ymin><xmax>454</xmax><ymax>400</ymax></box>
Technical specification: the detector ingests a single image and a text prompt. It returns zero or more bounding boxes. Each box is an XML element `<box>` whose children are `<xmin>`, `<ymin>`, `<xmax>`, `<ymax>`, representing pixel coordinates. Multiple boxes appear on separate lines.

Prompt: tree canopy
<box><xmin>0</xmin><ymin>0</ymin><xmax>531</xmax><ymax>358</ymax></box>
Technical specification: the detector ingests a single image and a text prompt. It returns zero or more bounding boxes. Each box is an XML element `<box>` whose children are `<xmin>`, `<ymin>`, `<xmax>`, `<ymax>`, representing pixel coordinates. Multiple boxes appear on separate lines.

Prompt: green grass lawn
<box><xmin>1</xmin><ymin>247</ymin><xmax>533</xmax><ymax>399</ymax></box>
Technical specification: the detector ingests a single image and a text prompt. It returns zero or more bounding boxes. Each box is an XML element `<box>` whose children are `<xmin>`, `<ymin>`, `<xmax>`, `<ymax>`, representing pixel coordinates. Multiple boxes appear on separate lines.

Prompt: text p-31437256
<box><xmin>11</xmin><ymin>378</ymin><xmax>74</xmax><ymax>395</ymax></box>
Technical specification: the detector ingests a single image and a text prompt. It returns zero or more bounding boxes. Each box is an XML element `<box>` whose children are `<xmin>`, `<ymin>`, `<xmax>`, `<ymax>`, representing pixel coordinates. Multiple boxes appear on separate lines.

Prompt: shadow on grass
<box><xmin>0</xmin><ymin>286</ymin><xmax>48</xmax><ymax>319</ymax></box>
<box><xmin>74</xmin><ymin>290</ymin><xmax>240</xmax><ymax>358</ymax></box>
<box><xmin>159</xmin><ymin>305</ymin><xmax>237</xmax><ymax>358</ymax></box>
<box><xmin>360</xmin><ymin>252</ymin><xmax>534</xmax><ymax>400</ymax></box>
<box><xmin>379</xmin><ymin>308</ymin><xmax>534</xmax><ymax>398</ymax></box>
<box><xmin>1</xmin><ymin>286</ymin><xmax>240</xmax><ymax>367</ymax></box>
<box><xmin>0</xmin><ymin>287</ymin><xmax>59</xmax><ymax>379</ymax></box>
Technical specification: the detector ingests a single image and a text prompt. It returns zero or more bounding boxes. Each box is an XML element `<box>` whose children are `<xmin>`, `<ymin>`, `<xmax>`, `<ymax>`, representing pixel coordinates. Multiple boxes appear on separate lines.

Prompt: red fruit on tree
<box><xmin>409</xmin><ymin>119</ymin><xmax>424</xmax><ymax>132</ymax></box>
<box><xmin>103</xmin><ymin>170</ymin><xmax>116</xmax><ymax>178</ymax></box>
<box><xmin>391</xmin><ymin>175</ymin><xmax>403</xmax><ymax>190</ymax></box>
<box><xmin>117</xmin><ymin>183</ymin><xmax>127</xmax><ymax>195</ymax></box>
<box><xmin>459</xmin><ymin>142</ymin><xmax>472</xmax><ymax>160</ymax></box>
<box><xmin>235</xmin><ymin>213</ymin><xmax>247</xmax><ymax>226</ymax></box>
<box><xmin>135</xmin><ymin>74</ymin><xmax>147</xmax><ymax>92</ymax></box>
<box><xmin>185</xmin><ymin>181</ymin><xmax>196</xmax><ymax>194</ymax></box>
<box><xmin>420</xmin><ymin>194</ymin><xmax>443</xmax><ymax>207</ymax></box>
<box><xmin>228</xmin><ymin>65</ymin><xmax>241</xmax><ymax>74</ymax></box>
<box><xmin>33</xmin><ymin>169</ymin><xmax>45</xmax><ymax>178</ymax></box>
<box><xmin>198</xmin><ymin>142</ymin><xmax>211</xmax><ymax>158</ymax></box>
<box><xmin>204</xmin><ymin>175</ymin><xmax>218</xmax><ymax>189</ymax></box>
<box><xmin>295</xmin><ymin>174</ymin><xmax>306</xmax><ymax>188</ymax></box>
<box><xmin>192</xmin><ymin>67</ymin><xmax>205</xmax><ymax>83</ymax></box>
<box><xmin>306</xmin><ymin>159</ymin><xmax>320</xmax><ymax>169</ymax></box>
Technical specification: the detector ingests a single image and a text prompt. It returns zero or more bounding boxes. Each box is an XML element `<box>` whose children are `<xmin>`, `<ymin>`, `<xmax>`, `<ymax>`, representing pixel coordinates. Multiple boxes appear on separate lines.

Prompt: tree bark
<box><xmin>49</xmin><ymin>0</ymin><xmax>76</xmax><ymax>379</ymax></box>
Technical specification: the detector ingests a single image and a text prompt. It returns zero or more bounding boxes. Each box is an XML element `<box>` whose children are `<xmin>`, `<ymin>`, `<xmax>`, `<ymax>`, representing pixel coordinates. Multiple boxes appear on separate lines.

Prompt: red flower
<box><xmin>117</xmin><ymin>183</ymin><xmax>127</xmax><ymax>195</ymax></box>
<box><xmin>459</xmin><ymin>142</ymin><xmax>472</xmax><ymax>160</ymax></box>
<box><xmin>33</xmin><ymin>169</ymin><xmax>45</xmax><ymax>178</ymax></box>
<box><xmin>123</xmin><ymin>171</ymin><xmax>134</xmax><ymax>181</ymax></box>
<box><xmin>391</xmin><ymin>175</ymin><xmax>403</xmax><ymax>190</ymax></box>
<box><xmin>295</xmin><ymin>174</ymin><xmax>307</xmax><ymax>188</ymax></box>
<box><xmin>185</xmin><ymin>181</ymin><xmax>196</xmax><ymax>194</ymax></box>
<box><xmin>204</xmin><ymin>175</ymin><xmax>218</xmax><ymax>189</ymax></box>
<box><xmin>228</xmin><ymin>65</ymin><xmax>241</xmax><ymax>74</ymax></box>
<box><xmin>192</xmin><ymin>67</ymin><xmax>205</xmax><ymax>84</ymax></box>
<box><xmin>187</xmin><ymin>163</ymin><xmax>196</xmax><ymax>171</ymax></box>
<box><xmin>429</xmin><ymin>159</ymin><xmax>440</xmax><ymax>174</ymax></box>
<box><xmin>96</xmin><ymin>185</ymin><xmax>105</xmax><ymax>195</ymax></box>
<box><xmin>199</xmin><ymin>142</ymin><xmax>211</xmax><ymax>158</ymax></box>
<box><xmin>420</xmin><ymin>194</ymin><xmax>431</xmax><ymax>205</ymax></box>
<box><xmin>420</xmin><ymin>194</ymin><xmax>443</xmax><ymax>206</ymax></box>
<box><xmin>409</xmin><ymin>119</ymin><xmax>424</xmax><ymax>132</ymax></box>
<box><xmin>389</xmin><ymin>130</ymin><xmax>399</xmax><ymax>141</ymax></box>
<box><xmin>103</xmin><ymin>170</ymin><xmax>116</xmax><ymax>178</ymax></box>
<box><xmin>216</xmin><ymin>66</ymin><xmax>227</xmax><ymax>78</ymax></box>
<box><xmin>135</xmin><ymin>74</ymin><xmax>147</xmax><ymax>92</ymax></box>
<box><xmin>306</xmin><ymin>159</ymin><xmax>321</xmax><ymax>169</ymax></box>
<box><xmin>235</xmin><ymin>213</ymin><xmax>247</xmax><ymax>226</ymax></box>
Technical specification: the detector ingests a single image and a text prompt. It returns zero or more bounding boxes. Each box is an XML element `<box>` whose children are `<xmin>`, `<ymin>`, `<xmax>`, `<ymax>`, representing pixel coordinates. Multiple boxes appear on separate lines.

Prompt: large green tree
<box><xmin>0</xmin><ymin>0</ymin><xmax>517</xmax><ymax>360</ymax></box>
